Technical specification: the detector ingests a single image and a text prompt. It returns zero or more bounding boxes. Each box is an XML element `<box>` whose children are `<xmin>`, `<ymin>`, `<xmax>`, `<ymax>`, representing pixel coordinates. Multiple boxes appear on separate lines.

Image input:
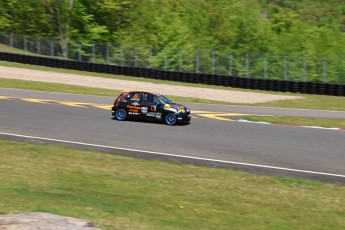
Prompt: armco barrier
<box><xmin>0</xmin><ymin>51</ymin><xmax>344</xmax><ymax>97</ymax></box>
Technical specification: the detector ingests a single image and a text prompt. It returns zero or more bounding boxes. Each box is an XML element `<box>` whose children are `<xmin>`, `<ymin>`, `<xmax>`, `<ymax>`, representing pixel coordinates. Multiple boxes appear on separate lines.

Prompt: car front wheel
<box><xmin>115</xmin><ymin>109</ymin><xmax>127</xmax><ymax>121</ymax></box>
<box><xmin>165</xmin><ymin>114</ymin><xmax>177</xmax><ymax>126</ymax></box>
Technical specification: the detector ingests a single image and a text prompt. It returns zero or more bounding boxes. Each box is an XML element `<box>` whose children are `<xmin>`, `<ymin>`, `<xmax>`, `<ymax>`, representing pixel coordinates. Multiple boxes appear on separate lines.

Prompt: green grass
<box><xmin>246</xmin><ymin>116</ymin><xmax>345</xmax><ymax>129</ymax></box>
<box><xmin>0</xmin><ymin>44</ymin><xmax>43</xmax><ymax>56</ymax></box>
<box><xmin>1</xmin><ymin>139</ymin><xmax>345</xmax><ymax>229</ymax></box>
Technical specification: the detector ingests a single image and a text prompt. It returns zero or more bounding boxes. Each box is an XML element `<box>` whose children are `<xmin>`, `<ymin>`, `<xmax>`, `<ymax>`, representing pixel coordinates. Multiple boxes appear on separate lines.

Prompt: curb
<box><xmin>237</xmin><ymin>119</ymin><xmax>345</xmax><ymax>132</ymax></box>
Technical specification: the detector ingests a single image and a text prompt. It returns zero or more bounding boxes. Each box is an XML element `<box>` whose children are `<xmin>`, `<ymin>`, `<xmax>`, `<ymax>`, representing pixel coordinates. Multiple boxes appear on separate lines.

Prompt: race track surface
<box><xmin>1</xmin><ymin>88</ymin><xmax>345</xmax><ymax>184</ymax></box>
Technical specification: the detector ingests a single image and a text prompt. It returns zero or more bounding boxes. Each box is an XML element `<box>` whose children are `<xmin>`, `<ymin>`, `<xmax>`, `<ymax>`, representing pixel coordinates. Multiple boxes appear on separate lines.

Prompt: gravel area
<box><xmin>0</xmin><ymin>66</ymin><xmax>303</xmax><ymax>103</ymax></box>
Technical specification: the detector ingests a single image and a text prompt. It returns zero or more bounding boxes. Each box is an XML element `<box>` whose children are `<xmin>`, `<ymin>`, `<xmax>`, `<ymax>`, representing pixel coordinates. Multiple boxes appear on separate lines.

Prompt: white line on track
<box><xmin>1</xmin><ymin>132</ymin><xmax>345</xmax><ymax>179</ymax></box>
<box><xmin>191</xmin><ymin>101</ymin><xmax>345</xmax><ymax>114</ymax></box>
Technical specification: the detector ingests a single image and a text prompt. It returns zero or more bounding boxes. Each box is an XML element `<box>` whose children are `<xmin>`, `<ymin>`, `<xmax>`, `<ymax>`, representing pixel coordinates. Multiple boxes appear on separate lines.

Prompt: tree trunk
<box><xmin>43</xmin><ymin>0</ymin><xmax>74</xmax><ymax>58</ymax></box>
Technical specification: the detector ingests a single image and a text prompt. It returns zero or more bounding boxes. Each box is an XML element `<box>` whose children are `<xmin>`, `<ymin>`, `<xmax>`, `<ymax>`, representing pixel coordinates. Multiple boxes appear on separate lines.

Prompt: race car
<box><xmin>111</xmin><ymin>90</ymin><xmax>191</xmax><ymax>125</ymax></box>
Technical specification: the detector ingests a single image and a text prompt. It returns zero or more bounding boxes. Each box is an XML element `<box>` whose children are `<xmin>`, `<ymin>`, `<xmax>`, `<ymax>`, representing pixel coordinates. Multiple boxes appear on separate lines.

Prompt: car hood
<box><xmin>164</xmin><ymin>103</ymin><xmax>190</xmax><ymax>113</ymax></box>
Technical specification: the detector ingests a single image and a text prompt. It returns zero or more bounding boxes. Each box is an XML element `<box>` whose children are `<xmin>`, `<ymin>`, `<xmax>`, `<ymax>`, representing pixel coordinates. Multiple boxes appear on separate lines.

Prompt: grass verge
<box><xmin>245</xmin><ymin>116</ymin><xmax>345</xmax><ymax>129</ymax></box>
<box><xmin>1</xmin><ymin>139</ymin><xmax>345</xmax><ymax>230</ymax></box>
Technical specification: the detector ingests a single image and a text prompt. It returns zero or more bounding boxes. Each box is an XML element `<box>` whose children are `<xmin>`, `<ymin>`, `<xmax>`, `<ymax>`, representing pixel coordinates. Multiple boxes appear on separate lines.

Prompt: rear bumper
<box><xmin>111</xmin><ymin>106</ymin><xmax>116</xmax><ymax>116</ymax></box>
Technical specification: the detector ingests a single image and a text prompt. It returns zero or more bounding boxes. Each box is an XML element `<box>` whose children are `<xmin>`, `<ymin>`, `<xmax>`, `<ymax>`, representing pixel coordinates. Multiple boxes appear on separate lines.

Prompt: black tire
<box><xmin>165</xmin><ymin>113</ymin><xmax>177</xmax><ymax>126</ymax></box>
<box><xmin>115</xmin><ymin>109</ymin><xmax>127</xmax><ymax>121</ymax></box>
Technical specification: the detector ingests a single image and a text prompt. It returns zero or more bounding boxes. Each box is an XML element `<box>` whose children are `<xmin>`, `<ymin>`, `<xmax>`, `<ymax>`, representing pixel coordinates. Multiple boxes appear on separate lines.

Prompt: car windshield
<box><xmin>157</xmin><ymin>94</ymin><xmax>173</xmax><ymax>104</ymax></box>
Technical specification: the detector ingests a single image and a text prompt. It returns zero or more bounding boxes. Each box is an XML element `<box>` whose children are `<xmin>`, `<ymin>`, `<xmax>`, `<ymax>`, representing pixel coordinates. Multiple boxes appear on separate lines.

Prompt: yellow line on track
<box><xmin>197</xmin><ymin>114</ymin><xmax>235</xmax><ymax>121</ymax></box>
<box><xmin>91</xmin><ymin>105</ymin><xmax>112</xmax><ymax>110</ymax></box>
<box><xmin>21</xmin><ymin>98</ymin><xmax>52</xmax><ymax>104</ymax></box>
<box><xmin>191</xmin><ymin>110</ymin><xmax>221</xmax><ymax>114</ymax></box>
<box><xmin>0</xmin><ymin>96</ymin><xmax>11</xmax><ymax>100</ymax></box>
<box><xmin>1</xmin><ymin>96</ymin><xmax>252</xmax><ymax>122</ymax></box>
<box><xmin>57</xmin><ymin>102</ymin><xmax>91</xmax><ymax>108</ymax></box>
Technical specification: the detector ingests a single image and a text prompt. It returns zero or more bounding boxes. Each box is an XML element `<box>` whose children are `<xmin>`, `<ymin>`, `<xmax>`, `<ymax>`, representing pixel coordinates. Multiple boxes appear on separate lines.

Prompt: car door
<box><xmin>140</xmin><ymin>93</ymin><xmax>163</xmax><ymax>121</ymax></box>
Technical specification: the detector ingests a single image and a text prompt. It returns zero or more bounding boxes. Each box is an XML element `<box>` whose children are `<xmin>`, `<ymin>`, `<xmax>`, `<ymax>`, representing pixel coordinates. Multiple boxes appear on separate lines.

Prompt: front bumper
<box><xmin>177</xmin><ymin>113</ymin><xmax>191</xmax><ymax>124</ymax></box>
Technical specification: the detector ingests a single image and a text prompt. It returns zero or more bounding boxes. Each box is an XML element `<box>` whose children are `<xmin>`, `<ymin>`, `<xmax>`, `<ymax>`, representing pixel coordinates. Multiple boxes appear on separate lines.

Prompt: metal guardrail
<box><xmin>0</xmin><ymin>51</ymin><xmax>344</xmax><ymax>97</ymax></box>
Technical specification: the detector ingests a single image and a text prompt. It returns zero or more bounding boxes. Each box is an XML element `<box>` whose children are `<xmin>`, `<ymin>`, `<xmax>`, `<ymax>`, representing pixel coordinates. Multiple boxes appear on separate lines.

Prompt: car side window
<box><xmin>153</xmin><ymin>96</ymin><xmax>161</xmax><ymax>105</ymax></box>
<box><xmin>141</xmin><ymin>93</ymin><xmax>155</xmax><ymax>104</ymax></box>
<box><xmin>129</xmin><ymin>92</ymin><xmax>141</xmax><ymax>101</ymax></box>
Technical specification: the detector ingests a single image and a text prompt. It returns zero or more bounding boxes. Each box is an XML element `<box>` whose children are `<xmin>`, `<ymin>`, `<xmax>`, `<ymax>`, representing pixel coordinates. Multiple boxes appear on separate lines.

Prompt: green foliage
<box><xmin>1</xmin><ymin>0</ymin><xmax>345</xmax><ymax>80</ymax></box>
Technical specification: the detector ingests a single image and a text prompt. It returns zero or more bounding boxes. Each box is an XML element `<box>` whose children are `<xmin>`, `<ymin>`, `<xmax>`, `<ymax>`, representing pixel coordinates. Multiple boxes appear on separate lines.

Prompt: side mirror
<box><xmin>156</xmin><ymin>101</ymin><xmax>162</xmax><ymax>106</ymax></box>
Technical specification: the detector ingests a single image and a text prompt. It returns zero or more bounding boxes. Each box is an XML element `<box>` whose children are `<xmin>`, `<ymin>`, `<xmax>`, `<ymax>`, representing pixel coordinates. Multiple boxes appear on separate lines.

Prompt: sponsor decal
<box><xmin>127</xmin><ymin>105</ymin><xmax>140</xmax><ymax>110</ymax></box>
<box><xmin>141</xmin><ymin>107</ymin><xmax>148</xmax><ymax>114</ymax></box>
<box><xmin>128</xmin><ymin>112</ymin><xmax>140</xmax><ymax>115</ymax></box>
<box><xmin>150</xmin><ymin>106</ymin><xmax>157</xmax><ymax>112</ymax></box>
<box><xmin>146</xmin><ymin>112</ymin><xmax>162</xmax><ymax>119</ymax></box>
<box><xmin>131</xmin><ymin>102</ymin><xmax>140</xmax><ymax>106</ymax></box>
<box><xmin>178</xmin><ymin>107</ymin><xmax>186</xmax><ymax>113</ymax></box>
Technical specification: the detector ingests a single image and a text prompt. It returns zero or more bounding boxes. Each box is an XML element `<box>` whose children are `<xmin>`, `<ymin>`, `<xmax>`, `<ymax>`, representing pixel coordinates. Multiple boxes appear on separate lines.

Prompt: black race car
<box><xmin>111</xmin><ymin>90</ymin><xmax>191</xmax><ymax>125</ymax></box>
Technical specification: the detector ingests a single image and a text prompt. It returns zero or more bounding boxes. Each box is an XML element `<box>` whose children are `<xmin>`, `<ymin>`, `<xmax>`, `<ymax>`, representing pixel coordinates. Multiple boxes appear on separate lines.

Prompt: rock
<box><xmin>0</xmin><ymin>212</ymin><xmax>101</xmax><ymax>230</ymax></box>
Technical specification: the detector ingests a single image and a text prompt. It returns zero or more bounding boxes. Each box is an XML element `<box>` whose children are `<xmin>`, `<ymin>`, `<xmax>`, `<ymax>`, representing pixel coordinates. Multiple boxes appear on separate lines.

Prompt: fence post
<box><xmin>245</xmin><ymin>53</ymin><xmax>249</xmax><ymax>78</ymax></box>
<box><xmin>195</xmin><ymin>52</ymin><xmax>200</xmax><ymax>73</ymax></box>
<box><xmin>148</xmin><ymin>48</ymin><xmax>152</xmax><ymax>68</ymax></box>
<box><xmin>179</xmin><ymin>49</ymin><xmax>183</xmax><ymax>72</ymax></box>
<box><xmin>229</xmin><ymin>54</ymin><xmax>233</xmax><ymax>76</ymax></box>
<box><xmin>212</xmin><ymin>50</ymin><xmax>216</xmax><ymax>75</ymax></box>
<box><xmin>50</xmin><ymin>39</ymin><xmax>54</xmax><ymax>56</ymax></box>
<box><xmin>163</xmin><ymin>49</ymin><xmax>167</xmax><ymax>70</ymax></box>
<box><xmin>323</xmin><ymin>58</ymin><xmax>327</xmax><ymax>83</ymax></box>
<box><xmin>120</xmin><ymin>46</ymin><xmax>124</xmax><ymax>66</ymax></box>
<box><xmin>37</xmin><ymin>37</ymin><xmax>41</xmax><ymax>54</ymax></box>
<box><xmin>135</xmin><ymin>49</ymin><xmax>138</xmax><ymax>67</ymax></box>
<box><xmin>92</xmin><ymin>42</ymin><xmax>96</xmax><ymax>63</ymax></box>
<box><xmin>264</xmin><ymin>55</ymin><xmax>267</xmax><ymax>79</ymax></box>
<box><xmin>78</xmin><ymin>43</ymin><xmax>82</xmax><ymax>61</ymax></box>
<box><xmin>24</xmin><ymin>35</ymin><xmax>28</xmax><ymax>51</ymax></box>
<box><xmin>66</xmin><ymin>41</ymin><xmax>69</xmax><ymax>59</ymax></box>
<box><xmin>106</xmin><ymin>44</ymin><xmax>110</xmax><ymax>64</ymax></box>
<box><xmin>303</xmin><ymin>57</ymin><xmax>307</xmax><ymax>81</ymax></box>
<box><xmin>9</xmin><ymin>32</ymin><xmax>13</xmax><ymax>47</ymax></box>
<box><xmin>284</xmin><ymin>55</ymin><xmax>288</xmax><ymax>80</ymax></box>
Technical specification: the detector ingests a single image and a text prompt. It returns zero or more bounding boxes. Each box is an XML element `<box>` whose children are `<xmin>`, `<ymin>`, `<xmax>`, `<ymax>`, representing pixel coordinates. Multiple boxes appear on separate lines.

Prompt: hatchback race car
<box><xmin>111</xmin><ymin>91</ymin><xmax>191</xmax><ymax>125</ymax></box>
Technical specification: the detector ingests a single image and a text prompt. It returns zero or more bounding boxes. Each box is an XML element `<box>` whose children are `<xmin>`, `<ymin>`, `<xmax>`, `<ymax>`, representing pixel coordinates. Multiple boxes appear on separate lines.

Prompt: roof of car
<box><xmin>122</xmin><ymin>90</ymin><xmax>157</xmax><ymax>95</ymax></box>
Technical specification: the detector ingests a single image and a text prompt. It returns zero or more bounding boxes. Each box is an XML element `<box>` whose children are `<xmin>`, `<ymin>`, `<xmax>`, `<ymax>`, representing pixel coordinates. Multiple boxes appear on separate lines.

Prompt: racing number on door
<box><xmin>150</xmin><ymin>106</ymin><xmax>156</xmax><ymax>112</ymax></box>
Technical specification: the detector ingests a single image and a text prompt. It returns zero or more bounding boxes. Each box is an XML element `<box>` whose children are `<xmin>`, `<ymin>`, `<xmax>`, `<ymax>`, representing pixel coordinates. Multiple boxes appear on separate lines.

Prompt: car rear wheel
<box><xmin>115</xmin><ymin>109</ymin><xmax>127</xmax><ymax>121</ymax></box>
<box><xmin>165</xmin><ymin>114</ymin><xmax>177</xmax><ymax>126</ymax></box>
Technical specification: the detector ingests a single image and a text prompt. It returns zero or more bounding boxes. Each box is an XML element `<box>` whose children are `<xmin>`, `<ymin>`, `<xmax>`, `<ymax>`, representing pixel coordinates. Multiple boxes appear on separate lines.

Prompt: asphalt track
<box><xmin>1</xmin><ymin>88</ymin><xmax>345</xmax><ymax>184</ymax></box>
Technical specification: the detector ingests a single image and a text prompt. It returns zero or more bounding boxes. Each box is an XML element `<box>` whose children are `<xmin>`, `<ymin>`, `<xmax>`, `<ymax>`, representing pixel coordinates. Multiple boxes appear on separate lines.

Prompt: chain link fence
<box><xmin>1</xmin><ymin>32</ymin><xmax>345</xmax><ymax>84</ymax></box>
